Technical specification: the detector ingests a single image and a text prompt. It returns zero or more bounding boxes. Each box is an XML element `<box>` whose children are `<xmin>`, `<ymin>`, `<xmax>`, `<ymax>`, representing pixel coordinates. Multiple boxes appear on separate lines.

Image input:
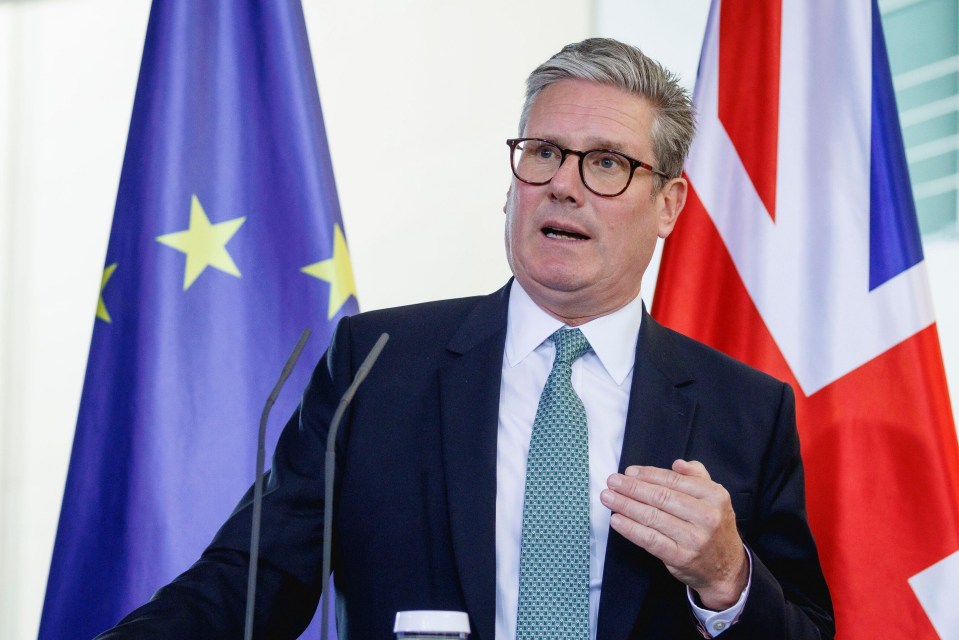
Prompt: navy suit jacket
<box><xmin>100</xmin><ymin>282</ymin><xmax>833</xmax><ymax>639</ymax></box>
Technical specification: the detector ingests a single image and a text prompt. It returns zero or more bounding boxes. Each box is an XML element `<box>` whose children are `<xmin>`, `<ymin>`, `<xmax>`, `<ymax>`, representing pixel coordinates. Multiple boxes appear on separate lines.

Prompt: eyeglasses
<box><xmin>506</xmin><ymin>137</ymin><xmax>669</xmax><ymax>197</ymax></box>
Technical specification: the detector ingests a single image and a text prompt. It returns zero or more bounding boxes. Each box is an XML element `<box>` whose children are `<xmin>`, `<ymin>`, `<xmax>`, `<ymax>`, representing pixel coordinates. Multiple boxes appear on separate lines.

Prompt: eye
<box><xmin>588</xmin><ymin>151</ymin><xmax>629</xmax><ymax>173</ymax></box>
<box><xmin>525</xmin><ymin>141</ymin><xmax>558</xmax><ymax>160</ymax></box>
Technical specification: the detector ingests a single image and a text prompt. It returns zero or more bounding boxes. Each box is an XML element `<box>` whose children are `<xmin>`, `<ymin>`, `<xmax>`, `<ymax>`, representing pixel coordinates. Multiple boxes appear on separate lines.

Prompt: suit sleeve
<box><xmin>723</xmin><ymin>383</ymin><xmax>835</xmax><ymax>639</ymax></box>
<box><xmin>94</xmin><ymin>317</ymin><xmax>356</xmax><ymax>639</ymax></box>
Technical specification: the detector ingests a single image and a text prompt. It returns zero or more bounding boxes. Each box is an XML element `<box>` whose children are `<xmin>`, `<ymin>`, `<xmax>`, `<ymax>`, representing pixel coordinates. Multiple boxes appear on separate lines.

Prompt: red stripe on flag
<box><xmin>719</xmin><ymin>0</ymin><xmax>782</xmax><ymax>221</ymax></box>
<box><xmin>654</xmin><ymin>189</ymin><xmax>959</xmax><ymax>638</ymax></box>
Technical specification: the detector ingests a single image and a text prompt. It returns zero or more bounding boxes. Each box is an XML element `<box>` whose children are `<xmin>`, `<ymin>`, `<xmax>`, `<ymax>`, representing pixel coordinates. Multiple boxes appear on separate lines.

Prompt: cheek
<box><xmin>505</xmin><ymin>190</ymin><xmax>538</xmax><ymax>236</ymax></box>
<box><xmin>606</xmin><ymin>209</ymin><xmax>658</xmax><ymax>264</ymax></box>
<box><xmin>503</xmin><ymin>196</ymin><xmax>526</xmax><ymax>267</ymax></box>
<box><xmin>504</xmin><ymin>216</ymin><xmax>517</xmax><ymax>264</ymax></box>
<box><xmin>601</xmin><ymin>206</ymin><xmax>647</xmax><ymax>245</ymax></box>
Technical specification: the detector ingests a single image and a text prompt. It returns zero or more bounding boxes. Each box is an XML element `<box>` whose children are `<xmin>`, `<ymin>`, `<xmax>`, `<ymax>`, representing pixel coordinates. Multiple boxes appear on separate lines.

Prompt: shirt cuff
<box><xmin>687</xmin><ymin>546</ymin><xmax>753</xmax><ymax>637</ymax></box>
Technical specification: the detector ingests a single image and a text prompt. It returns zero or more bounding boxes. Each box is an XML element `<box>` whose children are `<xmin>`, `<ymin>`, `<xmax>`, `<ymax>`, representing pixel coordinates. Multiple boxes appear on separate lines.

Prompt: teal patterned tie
<box><xmin>516</xmin><ymin>328</ymin><xmax>592</xmax><ymax>640</ymax></box>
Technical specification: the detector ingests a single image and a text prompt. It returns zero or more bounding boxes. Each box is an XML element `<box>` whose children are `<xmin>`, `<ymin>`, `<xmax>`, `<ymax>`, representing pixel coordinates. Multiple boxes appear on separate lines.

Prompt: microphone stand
<box><xmin>320</xmin><ymin>333</ymin><xmax>390</xmax><ymax>640</ymax></box>
<box><xmin>244</xmin><ymin>328</ymin><xmax>311</xmax><ymax>640</ymax></box>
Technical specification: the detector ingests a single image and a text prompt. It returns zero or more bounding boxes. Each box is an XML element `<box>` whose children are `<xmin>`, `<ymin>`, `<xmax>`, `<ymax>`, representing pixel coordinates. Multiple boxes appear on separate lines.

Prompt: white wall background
<box><xmin>0</xmin><ymin>1</ymin><xmax>956</xmax><ymax>638</ymax></box>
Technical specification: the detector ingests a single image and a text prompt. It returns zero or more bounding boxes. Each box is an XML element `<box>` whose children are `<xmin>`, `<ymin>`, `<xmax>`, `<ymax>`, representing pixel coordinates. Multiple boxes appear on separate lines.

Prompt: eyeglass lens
<box><xmin>511</xmin><ymin>139</ymin><xmax>634</xmax><ymax>196</ymax></box>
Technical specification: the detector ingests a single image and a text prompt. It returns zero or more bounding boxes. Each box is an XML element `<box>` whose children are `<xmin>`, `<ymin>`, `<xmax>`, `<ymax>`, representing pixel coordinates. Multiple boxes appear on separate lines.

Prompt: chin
<box><xmin>520</xmin><ymin>269</ymin><xmax>590</xmax><ymax>298</ymax></box>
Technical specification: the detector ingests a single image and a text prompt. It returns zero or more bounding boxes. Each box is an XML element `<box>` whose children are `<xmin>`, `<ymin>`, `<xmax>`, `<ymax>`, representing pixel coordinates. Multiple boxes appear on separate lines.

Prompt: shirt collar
<box><xmin>505</xmin><ymin>280</ymin><xmax>643</xmax><ymax>385</ymax></box>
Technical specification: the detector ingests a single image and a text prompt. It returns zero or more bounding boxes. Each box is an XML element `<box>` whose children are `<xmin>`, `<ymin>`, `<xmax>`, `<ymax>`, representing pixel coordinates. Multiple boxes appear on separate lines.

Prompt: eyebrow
<box><xmin>534</xmin><ymin>135</ymin><xmax>637</xmax><ymax>156</ymax></box>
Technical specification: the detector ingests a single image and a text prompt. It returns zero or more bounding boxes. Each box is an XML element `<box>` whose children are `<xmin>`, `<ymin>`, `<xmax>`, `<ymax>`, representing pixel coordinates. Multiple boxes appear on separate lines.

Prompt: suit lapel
<box><xmin>439</xmin><ymin>283</ymin><xmax>510</xmax><ymax>640</ymax></box>
<box><xmin>596</xmin><ymin>310</ymin><xmax>697</xmax><ymax>640</ymax></box>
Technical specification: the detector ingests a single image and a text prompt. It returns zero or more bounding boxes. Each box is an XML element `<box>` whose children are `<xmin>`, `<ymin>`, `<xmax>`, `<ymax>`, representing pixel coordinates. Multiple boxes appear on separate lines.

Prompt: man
<box><xmin>99</xmin><ymin>38</ymin><xmax>833</xmax><ymax>639</ymax></box>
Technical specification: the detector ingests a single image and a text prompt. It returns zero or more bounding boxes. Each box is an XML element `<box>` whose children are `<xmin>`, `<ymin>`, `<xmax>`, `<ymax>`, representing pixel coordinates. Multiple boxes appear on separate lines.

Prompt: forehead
<box><xmin>523</xmin><ymin>78</ymin><xmax>655</xmax><ymax>155</ymax></box>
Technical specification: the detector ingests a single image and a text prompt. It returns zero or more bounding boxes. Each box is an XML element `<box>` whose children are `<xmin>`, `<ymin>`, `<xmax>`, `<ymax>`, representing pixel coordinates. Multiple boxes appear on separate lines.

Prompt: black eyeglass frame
<box><xmin>506</xmin><ymin>137</ymin><xmax>670</xmax><ymax>197</ymax></box>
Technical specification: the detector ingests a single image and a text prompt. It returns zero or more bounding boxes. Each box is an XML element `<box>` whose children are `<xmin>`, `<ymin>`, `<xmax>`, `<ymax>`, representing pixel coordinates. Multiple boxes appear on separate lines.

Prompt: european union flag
<box><xmin>39</xmin><ymin>1</ymin><xmax>357</xmax><ymax>637</ymax></box>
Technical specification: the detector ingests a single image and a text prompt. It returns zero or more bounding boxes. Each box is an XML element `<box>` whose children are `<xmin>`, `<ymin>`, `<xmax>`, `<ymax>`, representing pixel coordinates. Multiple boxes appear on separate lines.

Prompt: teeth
<box><xmin>544</xmin><ymin>227</ymin><xmax>588</xmax><ymax>240</ymax></box>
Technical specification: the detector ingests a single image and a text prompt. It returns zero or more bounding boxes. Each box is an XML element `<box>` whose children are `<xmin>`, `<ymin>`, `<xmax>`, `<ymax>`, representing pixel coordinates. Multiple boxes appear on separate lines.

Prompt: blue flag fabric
<box><xmin>40</xmin><ymin>1</ymin><xmax>356</xmax><ymax>637</ymax></box>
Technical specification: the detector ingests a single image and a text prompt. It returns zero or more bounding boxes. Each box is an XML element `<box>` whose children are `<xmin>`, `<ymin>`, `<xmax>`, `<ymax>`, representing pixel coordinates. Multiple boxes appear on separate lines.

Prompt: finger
<box><xmin>620</xmin><ymin>465</ymin><xmax>714</xmax><ymax>500</ymax></box>
<box><xmin>667</xmin><ymin>462</ymin><xmax>736</xmax><ymax>522</ymax></box>
<box><xmin>605</xmin><ymin>476</ymin><xmax>731</xmax><ymax>541</ymax></box>
<box><xmin>606</xmin><ymin>474</ymin><xmax>702</xmax><ymax>524</ymax></box>
<box><xmin>672</xmin><ymin>459</ymin><xmax>710</xmax><ymax>479</ymax></box>
<box><xmin>600</xmin><ymin>486</ymin><xmax>693</xmax><ymax>542</ymax></box>
<box><xmin>608</xmin><ymin>511</ymin><xmax>684</xmax><ymax>564</ymax></box>
<box><xmin>624</xmin><ymin>461</ymin><xmax>712</xmax><ymax>481</ymax></box>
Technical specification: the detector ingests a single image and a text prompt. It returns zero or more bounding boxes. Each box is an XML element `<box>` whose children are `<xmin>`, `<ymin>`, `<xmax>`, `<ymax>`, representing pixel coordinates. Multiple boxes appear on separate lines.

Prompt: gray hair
<box><xmin>519</xmin><ymin>38</ymin><xmax>695</xmax><ymax>189</ymax></box>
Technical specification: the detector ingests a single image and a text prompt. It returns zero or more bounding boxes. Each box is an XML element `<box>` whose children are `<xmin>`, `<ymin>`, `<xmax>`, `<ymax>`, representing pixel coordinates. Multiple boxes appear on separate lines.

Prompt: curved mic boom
<box><xmin>320</xmin><ymin>332</ymin><xmax>390</xmax><ymax>640</ymax></box>
<box><xmin>244</xmin><ymin>328</ymin><xmax>312</xmax><ymax>640</ymax></box>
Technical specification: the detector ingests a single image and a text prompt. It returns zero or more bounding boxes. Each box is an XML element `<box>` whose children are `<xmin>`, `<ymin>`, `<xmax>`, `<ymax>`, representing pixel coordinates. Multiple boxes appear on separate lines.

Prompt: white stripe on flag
<box><xmin>909</xmin><ymin>549</ymin><xmax>959</xmax><ymax>640</ymax></box>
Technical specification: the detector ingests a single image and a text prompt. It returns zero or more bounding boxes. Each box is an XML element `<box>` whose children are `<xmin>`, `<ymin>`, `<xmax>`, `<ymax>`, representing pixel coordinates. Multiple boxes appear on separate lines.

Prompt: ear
<box><xmin>504</xmin><ymin>186</ymin><xmax>512</xmax><ymax>214</ymax></box>
<box><xmin>657</xmin><ymin>176</ymin><xmax>687</xmax><ymax>239</ymax></box>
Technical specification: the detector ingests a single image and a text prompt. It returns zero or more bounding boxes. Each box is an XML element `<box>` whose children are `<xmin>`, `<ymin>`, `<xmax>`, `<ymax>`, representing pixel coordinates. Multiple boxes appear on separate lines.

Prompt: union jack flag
<box><xmin>654</xmin><ymin>1</ymin><xmax>959</xmax><ymax>637</ymax></box>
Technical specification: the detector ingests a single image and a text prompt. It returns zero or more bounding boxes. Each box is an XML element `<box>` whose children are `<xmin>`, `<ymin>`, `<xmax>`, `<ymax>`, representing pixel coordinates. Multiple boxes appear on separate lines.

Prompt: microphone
<box><xmin>244</xmin><ymin>328</ymin><xmax>312</xmax><ymax>640</ymax></box>
<box><xmin>319</xmin><ymin>332</ymin><xmax>390</xmax><ymax>640</ymax></box>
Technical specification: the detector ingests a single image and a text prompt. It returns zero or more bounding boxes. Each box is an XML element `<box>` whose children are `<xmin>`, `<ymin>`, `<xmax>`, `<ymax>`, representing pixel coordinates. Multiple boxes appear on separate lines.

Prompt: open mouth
<box><xmin>542</xmin><ymin>226</ymin><xmax>590</xmax><ymax>241</ymax></box>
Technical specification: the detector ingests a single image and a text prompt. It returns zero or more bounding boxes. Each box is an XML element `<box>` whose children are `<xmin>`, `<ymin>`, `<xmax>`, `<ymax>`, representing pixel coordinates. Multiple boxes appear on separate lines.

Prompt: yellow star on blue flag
<box><xmin>156</xmin><ymin>195</ymin><xmax>246</xmax><ymax>290</ymax></box>
<box><xmin>302</xmin><ymin>222</ymin><xmax>358</xmax><ymax>319</ymax></box>
<box><xmin>96</xmin><ymin>263</ymin><xmax>118</xmax><ymax>323</ymax></box>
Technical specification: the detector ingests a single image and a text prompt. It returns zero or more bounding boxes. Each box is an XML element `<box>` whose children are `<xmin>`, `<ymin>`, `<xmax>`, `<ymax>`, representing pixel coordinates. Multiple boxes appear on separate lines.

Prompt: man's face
<box><xmin>505</xmin><ymin>78</ymin><xmax>686</xmax><ymax>324</ymax></box>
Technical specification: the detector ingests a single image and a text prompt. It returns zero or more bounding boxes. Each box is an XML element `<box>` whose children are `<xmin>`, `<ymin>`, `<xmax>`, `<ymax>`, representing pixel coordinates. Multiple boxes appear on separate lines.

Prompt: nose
<box><xmin>547</xmin><ymin>152</ymin><xmax>585</xmax><ymax>205</ymax></box>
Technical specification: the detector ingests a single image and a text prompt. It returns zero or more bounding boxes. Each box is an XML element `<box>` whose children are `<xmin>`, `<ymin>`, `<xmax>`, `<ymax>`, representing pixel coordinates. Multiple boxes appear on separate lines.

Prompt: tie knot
<box><xmin>550</xmin><ymin>328</ymin><xmax>591</xmax><ymax>365</ymax></box>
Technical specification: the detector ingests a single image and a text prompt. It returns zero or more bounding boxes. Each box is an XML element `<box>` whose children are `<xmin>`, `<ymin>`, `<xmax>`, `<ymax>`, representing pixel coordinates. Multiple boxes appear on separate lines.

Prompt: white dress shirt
<box><xmin>494</xmin><ymin>281</ymin><xmax>747</xmax><ymax>640</ymax></box>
